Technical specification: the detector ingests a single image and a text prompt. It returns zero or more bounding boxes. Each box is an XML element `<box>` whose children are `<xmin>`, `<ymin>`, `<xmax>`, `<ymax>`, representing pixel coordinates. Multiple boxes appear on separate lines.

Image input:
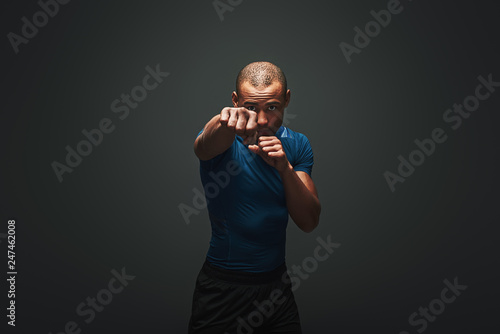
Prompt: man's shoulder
<box><xmin>278</xmin><ymin>126</ymin><xmax>310</xmax><ymax>144</ymax></box>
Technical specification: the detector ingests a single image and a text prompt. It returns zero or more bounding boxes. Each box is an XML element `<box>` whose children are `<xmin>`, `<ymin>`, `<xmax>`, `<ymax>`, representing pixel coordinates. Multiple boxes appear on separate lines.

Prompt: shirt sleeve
<box><xmin>292</xmin><ymin>134</ymin><xmax>314</xmax><ymax>176</ymax></box>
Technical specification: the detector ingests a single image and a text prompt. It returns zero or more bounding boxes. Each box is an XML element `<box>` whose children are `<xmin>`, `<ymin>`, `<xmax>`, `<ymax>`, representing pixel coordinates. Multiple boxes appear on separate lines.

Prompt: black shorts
<box><xmin>188</xmin><ymin>259</ymin><xmax>302</xmax><ymax>334</ymax></box>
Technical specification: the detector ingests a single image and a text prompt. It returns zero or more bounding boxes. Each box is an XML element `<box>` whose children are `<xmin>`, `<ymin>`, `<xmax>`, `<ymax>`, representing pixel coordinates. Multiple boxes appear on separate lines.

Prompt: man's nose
<box><xmin>257</xmin><ymin>111</ymin><xmax>268</xmax><ymax>127</ymax></box>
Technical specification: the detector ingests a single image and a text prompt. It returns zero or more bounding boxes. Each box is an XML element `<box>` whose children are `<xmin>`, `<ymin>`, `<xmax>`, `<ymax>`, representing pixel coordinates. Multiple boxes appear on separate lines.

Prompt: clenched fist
<box><xmin>219</xmin><ymin>107</ymin><xmax>258</xmax><ymax>145</ymax></box>
<box><xmin>248</xmin><ymin>136</ymin><xmax>291</xmax><ymax>173</ymax></box>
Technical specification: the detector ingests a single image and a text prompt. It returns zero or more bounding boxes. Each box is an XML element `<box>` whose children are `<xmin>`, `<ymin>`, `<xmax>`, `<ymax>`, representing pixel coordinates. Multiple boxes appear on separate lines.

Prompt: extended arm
<box><xmin>194</xmin><ymin>114</ymin><xmax>234</xmax><ymax>161</ymax></box>
<box><xmin>194</xmin><ymin>107</ymin><xmax>257</xmax><ymax>161</ymax></box>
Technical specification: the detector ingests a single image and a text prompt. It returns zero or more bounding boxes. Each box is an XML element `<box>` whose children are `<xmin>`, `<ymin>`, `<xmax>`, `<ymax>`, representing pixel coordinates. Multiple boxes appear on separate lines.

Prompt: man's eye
<box><xmin>247</xmin><ymin>106</ymin><xmax>255</xmax><ymax>111</ymax></box>
<box><xmin>268</xmin><ymin>106</ymin><xmax>276</xmax><ymax>111</ymax></box>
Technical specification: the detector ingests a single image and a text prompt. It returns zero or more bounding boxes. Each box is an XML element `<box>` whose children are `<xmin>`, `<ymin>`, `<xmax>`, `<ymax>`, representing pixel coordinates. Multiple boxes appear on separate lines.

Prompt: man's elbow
<box><xmin>302</xmin><ymin>218</ymin><xmax>319</xmax><ymax>233</ymax></box>
<box><xmin>194</xmin><ymin>144</ymin><xmax>208</xmax><ymax>161</ymax></box>
<box><xmin>301</xmin><ymin>224</ymin><xmax>316</xmax><ymax>233</ymax></box>
<box><xmin>304</xmin><ymin>202</ymin><xmax>321</xmax><ymax>233</ymax></box>
<box><xmin>193</xmin><ymin>138</ymin><xmax>211</xmax><ymax>161</ymax></box>
<box><xmin>300</xmin><ymin>209</ymin><xmax>321</xmax><ymax>233</ymax></box>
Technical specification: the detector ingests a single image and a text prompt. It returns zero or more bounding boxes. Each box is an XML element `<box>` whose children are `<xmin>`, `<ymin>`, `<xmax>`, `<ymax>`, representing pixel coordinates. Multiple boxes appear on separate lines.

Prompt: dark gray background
<box><xmin>1</xmin><ymin>0</ymin><xmax>499</xmax><ymax>333</ymax></box>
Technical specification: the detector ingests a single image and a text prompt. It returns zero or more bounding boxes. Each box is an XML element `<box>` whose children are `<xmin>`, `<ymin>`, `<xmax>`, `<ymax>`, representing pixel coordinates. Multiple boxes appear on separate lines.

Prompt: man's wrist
<box><xmin>213</xmin><ymin>114</ymin><xmax>234</xmax><ymax>136</ymax></box>
<box><xmin>279</xmin><ymin>162</ymin><xmax>294</xmax><ymax>177</ymax></box>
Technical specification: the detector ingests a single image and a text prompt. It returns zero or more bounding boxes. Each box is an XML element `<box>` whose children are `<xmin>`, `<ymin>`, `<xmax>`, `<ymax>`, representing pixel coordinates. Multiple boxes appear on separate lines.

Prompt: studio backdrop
<box><xmin>1</xmin><ymin>0</ymin><xmax>499</xmax><ymax>333</ymax></box>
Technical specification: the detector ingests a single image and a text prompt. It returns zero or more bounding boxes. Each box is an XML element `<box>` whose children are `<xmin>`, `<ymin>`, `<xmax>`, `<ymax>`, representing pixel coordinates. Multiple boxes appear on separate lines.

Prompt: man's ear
<box><xmin>284</xmin><ymin>89</ymin><xmax>291</xmax><ymax>108</ymax></box>
<box><xmin>232</xmin><ymin>91</ymin><xmax>239</xmax><ymax>107</ymax></box>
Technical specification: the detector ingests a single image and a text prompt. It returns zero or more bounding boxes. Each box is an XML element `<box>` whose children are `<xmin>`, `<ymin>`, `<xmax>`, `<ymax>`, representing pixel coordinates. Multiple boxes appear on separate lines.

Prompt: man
<box><xmin>188</xmin><ymin>61</ymin><xmax>321</xmax><ymax>334</ymax></box>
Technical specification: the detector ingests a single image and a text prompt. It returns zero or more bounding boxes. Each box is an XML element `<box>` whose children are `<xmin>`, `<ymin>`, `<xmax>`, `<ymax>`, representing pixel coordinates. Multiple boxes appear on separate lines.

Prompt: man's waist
<box><xmin>202</xmin><ymin>257</ymin><xmax>287</xmax><ymax>284</ymax></box>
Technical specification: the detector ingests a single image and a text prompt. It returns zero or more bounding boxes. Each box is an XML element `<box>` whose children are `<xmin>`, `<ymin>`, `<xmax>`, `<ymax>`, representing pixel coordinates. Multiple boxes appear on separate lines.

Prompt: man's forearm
<box><xmin>279</xmin><ymin>163</ymin><xmax>321</xmax><ymax>233</ymax></box>
<box><xmin>194</xmin><ymin>114</ymin><xmax>235</xmax><ymax>161</ymax></box>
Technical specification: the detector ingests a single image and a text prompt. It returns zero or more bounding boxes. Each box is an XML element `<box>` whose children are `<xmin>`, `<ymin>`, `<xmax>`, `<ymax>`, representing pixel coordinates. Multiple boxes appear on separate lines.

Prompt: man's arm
<box><xmin>194</xmin><ymin>107</ymin><xmax>257</xmax><ymax>161</ymax></box>
<box><xmin>279</xmin><ymin>166</ymin><xmax>321</xmax><ymax>233</ymax></box>
<box><xmin>248</xmin><ymin>136</ymin><xmax>321</xmax><ymax>233</ymax></box>
<box><xmin>194</xmin><ymin>114</ymin><xmax>234</xmax><ymax>161</ymax></box>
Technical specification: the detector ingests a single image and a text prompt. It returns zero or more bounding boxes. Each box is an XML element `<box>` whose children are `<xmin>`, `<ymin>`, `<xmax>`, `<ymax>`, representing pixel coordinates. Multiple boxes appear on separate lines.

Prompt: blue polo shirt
<box><xmin>196</xmin><ymin>126</ymin><xmax>314</xmax><ymax>272</ymax></box>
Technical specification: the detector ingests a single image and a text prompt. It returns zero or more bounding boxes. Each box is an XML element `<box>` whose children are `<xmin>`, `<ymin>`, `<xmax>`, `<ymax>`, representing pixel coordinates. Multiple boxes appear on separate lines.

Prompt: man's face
<box><xmin>232</xmin><ymin>81</ymin><xmax>290</xmax><ymax>137</ymax></box>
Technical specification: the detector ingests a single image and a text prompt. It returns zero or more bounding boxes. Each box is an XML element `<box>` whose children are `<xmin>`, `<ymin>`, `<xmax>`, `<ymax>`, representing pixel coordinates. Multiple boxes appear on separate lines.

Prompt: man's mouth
<box><xmin>257</xmin><ymin>129</ymin><xmax>273</xmax><ymax>136</ymax></box>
